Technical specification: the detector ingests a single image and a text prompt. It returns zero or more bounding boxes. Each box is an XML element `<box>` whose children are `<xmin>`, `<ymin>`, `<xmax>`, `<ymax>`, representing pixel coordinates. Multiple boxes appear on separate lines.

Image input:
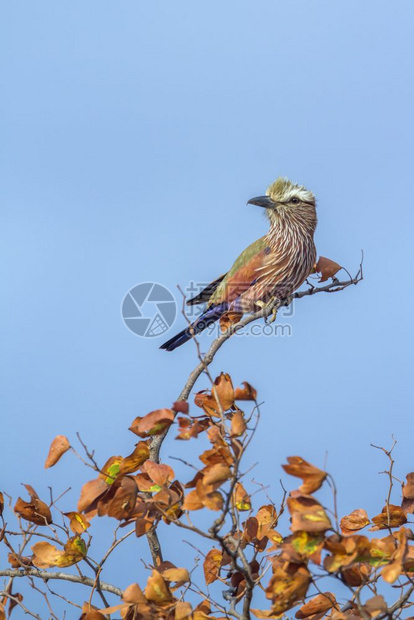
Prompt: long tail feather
<box><xmin>160</xmin><ymin>303</ymin><xmax>228</xmax><ymax>351</ymax></box>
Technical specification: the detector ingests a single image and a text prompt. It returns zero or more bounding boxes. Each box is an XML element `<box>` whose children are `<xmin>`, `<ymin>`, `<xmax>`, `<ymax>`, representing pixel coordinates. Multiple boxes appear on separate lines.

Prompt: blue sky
<box><xmin>1</xmin><ymin>0</ymin><xmax>413</xmax><ymax>615</ymax></box>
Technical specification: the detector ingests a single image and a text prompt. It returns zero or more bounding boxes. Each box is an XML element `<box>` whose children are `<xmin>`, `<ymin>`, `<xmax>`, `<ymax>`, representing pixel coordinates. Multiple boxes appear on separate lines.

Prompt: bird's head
<box><xmin>247</xmin><ymin>177</ymin><xmax>316</xmax><ymax>228</ymax></box>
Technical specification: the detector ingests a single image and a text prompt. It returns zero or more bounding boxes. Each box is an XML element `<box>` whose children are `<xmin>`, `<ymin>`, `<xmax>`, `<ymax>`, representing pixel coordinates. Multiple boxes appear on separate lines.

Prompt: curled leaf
<box><xmin>45</xmin><ymin>435</ymin><xmax>70</xmax><ymax>468</ymax></box>
<box><xmin>234</xmin><ymin>381</ymin><xmax>257</xmax><ymax>401</ymax></box>
<box><xmin>129</xmin><ymin>409</ymin><xmax>175</xmax><ymax>438</ymax></box>
<box><xmin>295</xmin><ymin>592</ymin><xmax>337</xmax><ymax>618</ymax></box>
<box><xmin>32</xmin><ymin>536</ymin><xmax>86</xmax><ymax>568</ymax></box>
<box><xmin>282</xmin><ymin>457</ymin><xmax>327</xmax><ymax>494</ymax></box>
<box><xmin>370</xmin><ymin>505</ymin><xmax>407</xmax><ymax>531</ymax></box>
<box><xmin>64</xmin><ymin>511</ymin><xmax>91</xmax><ymax>534</ymax></box>
<box><xmin>14</xmin><ymin>485</ymin><xmax>52</xmax><ymax>525</ymax></box>
<box><xmin>315</xmin><ymin>256</ymin><xmax>342</xmax><ymax>282</ymax></box>
<box><xmin>340</xmin><ymin>509</ymin><xmax>370</xmax><ymax>535</ymax></box>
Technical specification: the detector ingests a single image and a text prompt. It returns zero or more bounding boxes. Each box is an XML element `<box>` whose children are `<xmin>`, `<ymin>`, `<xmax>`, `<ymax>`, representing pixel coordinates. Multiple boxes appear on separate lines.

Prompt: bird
<box><xmin>160</xmin><ymin>177</ymin><xmax>317</xmax><ymax>351</ymax></box>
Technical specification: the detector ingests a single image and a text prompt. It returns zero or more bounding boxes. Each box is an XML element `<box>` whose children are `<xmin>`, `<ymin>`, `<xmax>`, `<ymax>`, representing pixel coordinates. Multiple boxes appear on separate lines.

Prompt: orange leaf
<box><xmin>162</xmin><ymin>567</ymin><xmax>190</xmax><ymax>586</ymax></box>
<box><xmin>182</xmin><ymin>489</ymin><xmax>204</xmax><ymax>511</ymax></box>
<box><xmin>265</xmin><ymin>561</ymin><xmax>311</xmax><ymax>615</ymax></box>
<box><xmin>340</xmin><ymin>509</ymin><xmax>370</xmax><ymax>535</ymax></box>
<box><xmin>341</xmin><ymin>564</ymin><xmax>371</xmax><ymax>586</ymax></box>
<box><xmin>402</xmin><ymin>473</ymin><xmax>414</xmax><ymax>515</ymax></box>
<box><xmin>288</xmin><ymin>493</ymin><xmax>332</xmax><ymax>534</ymax></box>
<box><xmin>382</xmin><ymin>527</ymin><xmax>409</xmax><ymax>583</ymax></box>
<box><xmin>142</xmin><ymin>461</ymin><xmax>175</xmax><ymax>487</ymax></box>
<box><xmin>230</xmin><ymin>411</ymin><xmax>247</xmax><ymax>437</ymax></box>
<box><xmin>194</xmin><ymin>373</ymin><xmax>234</xmax><ymax>416</ymax></box>
<box><xmin>282</xmin><ymin>457</ymin><xmax>327</xmax><ymax>494</ymax></box>
<box><xmin>97</xmin><ymin>476</ymin><xmax>137</xmax><ymax>520</ymax></box>
<box><xmin>32</xmin><ymin>536</ymin><xmax>86</xmax><ymax>568</ymax></box>
<box><xmin>315</xmin><ymin>256</ymin><xmax>342</xmax><ymax>282</ymax></box>
<box><xmin>144</xmin><ymin>570</ymin><xmax>173</xmax><ymax>605</ymax></box>
<box><xmin>234</xmin><ymin>381</ymin><xmax>257</xmax><ymax>401</ymax></box>
<box><xmin>119</xmin><ymin>442</ymin><xmax>150</xmax><ymax>474</ymax></box>
<box><xmin>202</xmin><ymin>463</ymin><xmax>231</xmax><ymax>487</ymax></box>
<box><xmin>44</xmin><ymin>435</ymin><xmax>70</xmax><ymax>468</ymax></box>
<box><xmin>295</xmin><ymin>592</ymin><xmax>337</xmax><ymax>618</ymax></box>
<box><xmin>123</xmin><ymin>582</ymin><xmax>148</xmax><ymax>604</ymax></box>
<box><xmin>256</xmin><ymin>505</ymin><xmax>278</xmax><ymax>539</ymax></box>
<box><xmin>364</xmin><ymin>595</ymin><xmax>387</xmax><ymax>617</ymax></box>
<box><xmin>203</xmin><ymin>548</ymin><xmax>222</xmax><ymax>585</ymax></box>
<box><xmin>233</xmin><ymin>483</ymin><xmax>251</xmax><ymax>511</ymax></box>
<box><xmin>77</xmin><ymin>478</ymin><xmax>108</xmax><ymax>514</ymax></box>
<box><xmin>175</xmin><ymin>601</ymin><xmax>193</xmax><ymax>620</ymax></box>
<box><xmin>14</xmin><ymin>485</ymin><xmax>52</xmax><ymax>526</ymax></box>
<box><xmin>251</xmin><ymin>610</ymin><xmax>281</xmax><ymax>619</ymax></box>
<box><xmin>129</xmin><ymin>409</ymin><xmax>175</xmax><ymax>438</ymax></box>
<box><xmin>64</xmin><ymin>512</ymin><xmax>91</xmax><ymax>534</ymax></box>
<box><xmin>370</xmin><ymin>505</ymin><xmax>407</xmax><ymax>530</ymax></box>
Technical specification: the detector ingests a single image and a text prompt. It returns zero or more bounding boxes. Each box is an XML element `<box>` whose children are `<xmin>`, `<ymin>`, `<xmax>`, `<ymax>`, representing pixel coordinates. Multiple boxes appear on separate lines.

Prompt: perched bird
<box><xmin>160</xmin><ymin>177</ymin><xmax>317</xmax><ymax>351</ymax></box>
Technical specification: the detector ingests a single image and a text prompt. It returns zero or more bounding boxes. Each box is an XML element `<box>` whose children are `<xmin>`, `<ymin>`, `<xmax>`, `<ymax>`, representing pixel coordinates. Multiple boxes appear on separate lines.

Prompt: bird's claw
<box><xmin>255</xmin><ymin>299</ymin><xmax>279</xmax><ymax>324</ymax></box>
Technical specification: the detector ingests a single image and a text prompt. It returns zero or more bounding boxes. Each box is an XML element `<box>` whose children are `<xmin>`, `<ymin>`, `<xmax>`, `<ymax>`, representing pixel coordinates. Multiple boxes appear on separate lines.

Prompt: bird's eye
<box><xmin>291</xmin><ymin>197</ymin><xmax>300</xmax><ymax>204</ymax></box>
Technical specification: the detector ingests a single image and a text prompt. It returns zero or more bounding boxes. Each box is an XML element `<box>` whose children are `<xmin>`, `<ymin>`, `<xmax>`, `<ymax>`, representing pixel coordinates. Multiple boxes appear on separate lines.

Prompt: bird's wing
<box><xmin>186</xmin><ymin>274</ymin><xmax>227</xmax><ymax>306</ymax></box>
<box><xmin>209</xmin><ymin>237</ymin><xmax>269</xmax><ymax>305</ymax></box>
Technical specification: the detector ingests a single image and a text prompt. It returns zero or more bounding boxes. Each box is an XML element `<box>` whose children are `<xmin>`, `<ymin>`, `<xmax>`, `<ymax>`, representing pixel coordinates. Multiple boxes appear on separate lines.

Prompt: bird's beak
<box><xmin>247</xmin><ymin>195</ymin><xmax>277</xmax><ymax>208</ymax></box>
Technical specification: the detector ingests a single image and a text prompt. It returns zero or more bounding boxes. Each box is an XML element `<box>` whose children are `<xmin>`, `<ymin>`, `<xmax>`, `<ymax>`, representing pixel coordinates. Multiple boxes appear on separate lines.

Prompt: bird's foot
<box><xmin>255</xmin><ymin>298</ymin><xmax>280</xmax><ymax>324</ymax></box>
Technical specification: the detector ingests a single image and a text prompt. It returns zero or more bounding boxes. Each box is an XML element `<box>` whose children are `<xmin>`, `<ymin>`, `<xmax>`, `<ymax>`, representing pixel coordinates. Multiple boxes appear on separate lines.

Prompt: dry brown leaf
<box><xmin>77</xmin><ymin>478</ymin><xmax>108</xmax><ymax>514</ymax></box>
<box><xmin>8</xmin><ymin>552</ymin><xmax>32</xmax><ymax>568</ymax></box>
<box><xmin>144</xmin><ymin>570</ymin><xmax>173</xmax><ymax>605</ymax></box>
<box><xmin>194</xmin><ymin>373</ymin><xmax>235</xmax><ymax>417</ymax></box>
<box><xmin>119</xmin><ymin>442</ymin><xmax>150</xmax><ymax>474</ymax></box>
<box><xmin>162</xmin><ymin>567</ymin><xmax>190</xmax><ymax>587</ymax></box>
<box><xmin>266</xmin><ymin>562</ymin><xmax>311</xmax><ymax>615</ymax></box>
<box><xmin>370</xmin><ymin>505</ymin><xmax>407</xmax><ymax>530</ymax></box>
<box><xmin>288</xmin><ymin>493</ymin><xmax>332</xmax><ymax>534</ymax></box>
<box><xmin>14</xmin><ymin>485</ymin><xmax>52</xmax><ymax>526</ymax></box>
<box><xmin>142</xmin><ymin>461</ymin><xmax>175</xmax><ymax>488</ymax></box>
<box><xmin>64</xmin><ymin>511</ymin><xmax>91</xmax><ymax>534</ymax></box>
<box><xmin>234</xmin><ymin>381</ymin><xmax>257</xmax><ymax>401</ymax></box>
<box><xmin>32</xmin><ymin>536</ymin><xmax>86</xmax><ymax>568</ymax></box>
<box><xmin>402</xmin><ymin>473</ymin><xmax>414</xmax><ymax>515</ymax></box>
<box><xmin>98</xmin><ymin>476</ymin><xmax>137</xmax><ymax>520</ymax></box>
<box><xmin>381</xmin><ymin>527</ymin><xmax>408</xmax><ymax>583</ymax></box>
<box><xmin>193</xmin><ymin>600</ymin><xmax>211</xmax><ymax>620</ymax></box>
<box><xmin>282</xmin><ymin>457</ymin><xmax>327</xmax><ymax>494</ymax></box>
<box><xmin>340</xmin><ymin>509</ymin><xmax>370</xmax><ymax>535</ymax></box>
<box><xmin>315</xmin><ymin>256</ymin><xmax>342</xmax><ymax>282</ymax></box>
<box><xmin>295</xmin><ymin>592</ymin><xmax>337</xmax><ymax>618</ymax></box>
<box><xmin>233</xmin><ymin>482</ymin><xmax>251</xmax><ymax>511</ymax></box>
<box><xmin>44</xmin><ymin>435</ymin><xmax>70</xmax><ymax>468</ymax></box>
<box><xmin>230</xmin><ymin>411</ymin><xmax>247</xmax><ymax>437</ymax></box>
<box><xmin>255</xmin><ymin>505</ymin><xmax>278</xmax><ymax>539</ymax></box>
<box><xmin>363</xmin><ymin>595</ymin><xmax>387</xmax><ymax>617</ymax></box>
<box><xmin>175</xmin><ymin>601</ymin><xmax>192</xmax><ymax>620</ymax></box>
<box><xmin>202</xmin><ymin>463</ymin><xmax>231</xmax><ymax>487</ymax></box>
<box><xmin>123</xmin><ymin>582</ymin><xmax>147</xmax><ymax>605</ymax></box>
<box><xmin>203</xmin><ymin>548</ymin><xmax>222</xmax><ymax>585</ymax></box>
<box><xmin>324</xmin><ymin>534</ymin><xmax>371</xmax><ymax>573</ymax></box>
<box><xmin>172</xmin><ymin>401</ymin><xmax>189</xmax><ymax>415</ymax></box>
<box><xmin>341</xmin><ymin>564</ymin><xmax>371</xmax><ymax>586</ymax></box>
<box><xmin>182</xmin><ymin>489</ymin><xmax>204</xmax><ymax>511</ymax></box>
<box><xmin>129</xmin><ymin>409</ymin><xmax>175</xmax><ymax>438</ymax></box>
